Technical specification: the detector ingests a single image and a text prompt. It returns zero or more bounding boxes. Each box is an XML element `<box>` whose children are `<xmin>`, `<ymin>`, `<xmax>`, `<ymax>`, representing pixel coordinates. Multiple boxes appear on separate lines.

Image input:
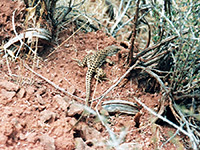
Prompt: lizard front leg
<box><xmin>105</xmin><ymin>58</ymin><xmax>115</xmax><ymax>65</ymax></box>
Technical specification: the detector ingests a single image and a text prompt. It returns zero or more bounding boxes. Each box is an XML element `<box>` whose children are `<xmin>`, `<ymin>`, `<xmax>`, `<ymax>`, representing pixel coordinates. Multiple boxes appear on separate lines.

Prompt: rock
<box><xmin>17</xmin><ymin>88</ymin><xmax>26</xmax><ymax>98</ymax></box>
<box><xmin>119</xmin><ymin>142</ymin><xmax>141</xmax><ymax>149</ymax></box>
<box><xmin>1</xmin><ymin>89</ymin><xmax>16</xmax><ymax>100</ymax></box>
<box><xmin>67</xmin><ymin>117</ymin><xmax>78</xmax><ymax>127</ymax></box>
<box><xmin>19</xmin><ymin>132</ymin><xmax>26</xmax><ymax>140</ymax></box>
<box><xmin>35</xmin><ymin>86</ymin><xmax>46</xmax><ymax>96</ymax></box>
<box><xmin>0</xmin><ymin>134</ymin><xmax>8</xmax><ymax>145</ymax></box>
<box><xmin>75</xmin><ymin>138</ymin><xmax>93</xmax><ymax>150</ymax></box>
<box><xmin>75</xmin><ymin>123</ymin><xmax>106</xmax><ymax>149</ymax></box>
<box><xmin>26</xmin><ymin>132</ymin><xmax>38</xmax><ymax>143</ymax></box>
<box><xmin>67</xmin><ymin>103</ymin><xmax>83</xmax><ymax>116</ymax></box>
<box><xmin>36</xmin><ymin>94</ymin><xmax>45</xmax><ymax>105</ymax></box>
<box><xmin>26</xmin><ymin>86</ymin><xmax>36</xmax><ymax>95</ymax></box>
<box><xmin>50</xmin><ymin>119</ymin><xmax>75</xmax><ymax>149</ymax></box>
<box><xmin>2</xmin><ymin>122</ymin><xmax>15</xmax><ymax>137</ymax></box>
<box><xmin>39</xmin><ymin>134</ymin><xmax>55</xmax><ymax>150</ymax></box>
<box><xmin>0</xmin><ymin>80</ymin><xmax>19</xmax><ymax>91</ymax></box>
<box><xmin>0</xmin><ymin>59</ymin><xmax>4</xmax><ymax>67</ymax></box>
<box><xmin>53</xmin><ymin>95</ymin><xmax>69</xmax><ymax>111</ymax></box>
<box><xmin>67</xmin><ymin>86</ymin><xmax>76</xmax><ymax>95</ymax></box>
<box><xmin>55</xmin><ymin>136</ymin><xmax>75</xmax><ymax>150</ymax></box>
<box><xmin>40</xmin><ymin>110</ymin><xmax>57</xmax><ymax>123</ymax></box>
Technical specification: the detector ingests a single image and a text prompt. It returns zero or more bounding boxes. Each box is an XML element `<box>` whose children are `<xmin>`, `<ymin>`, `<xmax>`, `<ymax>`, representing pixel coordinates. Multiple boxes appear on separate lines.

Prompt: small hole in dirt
<box><xmin>74</xmin><ymin>113</ymin><xmax>82</xmax><ymax>120</ymax></box>
<box><xmin>135</xmin><ymin>121</ymin><xmax>140</xmax><ymax>128</ymax></box>
<box><xmin>8</xmin><ymin>113</ymin><xmax>13</xmax><ymax>117</ymax></box>
<box><xmin>54</xmin><ymin>117</ymin><xmax>58</xmax><ymax>121</ymax></box>
<box><xmin>6</xmin><ymin>16</ymin><xmax>10</xmax><ymax>22</ymax></box>
<box><xmin>120</xmin><ymin>42</ymin><xmax>129</xmax><ymax>49</ymax></box>
<box><xmin>16</xmin><ymin>26</ymin><xmax>22</xmax><ymax>33</ymax></box>
<box><xmin>44</xmin><ymin>119</ymin><xmax>51</xmax><ymax>124</ymax></box>
<box><xmin>73</xmin><ymin>129</ymin><xmax>81</xmax><ymax>138</ymax></box>
<box><xmin>73</xmin><ymin>130</ymin><xmax>85</xmax><ymax>141</ymax></box>
<box><xmin>156</xmin><ymin>106</ymin><xmax>179</xmax><ymax>126</ymax></box>
<box><xmin>86</xmin><ymin>141</ymin><xmax>93</xmax><ymax>147</ymax></box>
<box><xmin>10</xmin><ymin>31</ymin><xmax>14</xmax><ymax>35</ymax></box>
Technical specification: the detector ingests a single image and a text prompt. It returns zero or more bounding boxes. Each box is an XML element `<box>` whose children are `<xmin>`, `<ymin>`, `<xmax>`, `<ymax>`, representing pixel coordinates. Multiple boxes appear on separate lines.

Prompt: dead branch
<box><xmin>110</xmin><ymin>0</ymin><xmax>132</xmax><ymax>35</ymax></box>
<box><xmin>133</xmin><ymin>96</ymin><xmax>198</xmax><ymax>149</ymax></box>
<box><xmin>135</xmin><ymin>66</ymin><xmax>169</xmax><ymax>93</ymax></box>
<box><xmin>142</xmin><ymin>18</ymin><xmax>151</xmax><ymax>49</ymax></box>
<box><xmin>128</xmin><ymin>0</ymin><xmax>140</xmax><ymax>66</ymax></box>
<box><xmin>132</xmin><ymin>29</ymin><xmax>189</xmax><ymax>64</ymax></box>
<box><xmin>161</xmin><ymin>123</ymin><xmax>185</xmax><ymax>148</ymax></box>
<box><xmin>174</xmin><ymin>94</ymin><xmax>200</xmax><ymax>100</ymax></box>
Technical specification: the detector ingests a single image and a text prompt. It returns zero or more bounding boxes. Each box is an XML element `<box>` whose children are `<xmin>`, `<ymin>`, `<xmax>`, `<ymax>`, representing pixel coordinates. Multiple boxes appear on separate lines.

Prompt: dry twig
<box><xmin>133</xmin><ymin>96</ymin><xmax>198</xmax><ymax>150</ymax></box>
<box><xmin>128</xmin><ymin>0</ymin><xmax>140</xmax><ymax>66</ymax></box>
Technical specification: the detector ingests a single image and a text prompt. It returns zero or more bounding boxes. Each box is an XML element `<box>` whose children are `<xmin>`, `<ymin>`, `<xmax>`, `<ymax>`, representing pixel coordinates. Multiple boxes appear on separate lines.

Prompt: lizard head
<box><xmin>105</xmin><ymin>45</ymin><xmax>121</xmax><ymax>56</ymax></box>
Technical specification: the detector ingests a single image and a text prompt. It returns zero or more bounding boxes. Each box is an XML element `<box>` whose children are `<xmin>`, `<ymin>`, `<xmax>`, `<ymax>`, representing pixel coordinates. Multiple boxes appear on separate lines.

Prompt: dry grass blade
<box><xmin>102</xmin><ymin>100</ymin><xmax>139</xmax><ymax>115</ymax></box>
<box><xmin>4</xmin><ymin>29</ymin><xmax>51</xmax><ymax>50</ymax></box>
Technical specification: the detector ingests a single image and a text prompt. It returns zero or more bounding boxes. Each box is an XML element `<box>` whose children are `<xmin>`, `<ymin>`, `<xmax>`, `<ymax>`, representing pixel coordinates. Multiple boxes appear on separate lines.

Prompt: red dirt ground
<box><xmin>0</xmin><ymin>0</ymin><xmax>186</xmax><ymax>149</ymax></box>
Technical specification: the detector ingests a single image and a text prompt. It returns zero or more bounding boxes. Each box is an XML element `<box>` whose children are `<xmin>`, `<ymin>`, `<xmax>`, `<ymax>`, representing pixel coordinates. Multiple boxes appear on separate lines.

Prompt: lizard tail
<box><xmin>85</xmin><ymin>71</ymin><xmax>92</xmax><ymax>105</ymax></box>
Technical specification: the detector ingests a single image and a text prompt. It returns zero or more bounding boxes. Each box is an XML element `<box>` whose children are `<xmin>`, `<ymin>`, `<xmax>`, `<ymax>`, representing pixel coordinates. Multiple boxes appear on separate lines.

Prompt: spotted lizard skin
<box><xmin>77</xmin><ymin>45</ymin><xmax>121</xmax><ymax>105</ymax></box>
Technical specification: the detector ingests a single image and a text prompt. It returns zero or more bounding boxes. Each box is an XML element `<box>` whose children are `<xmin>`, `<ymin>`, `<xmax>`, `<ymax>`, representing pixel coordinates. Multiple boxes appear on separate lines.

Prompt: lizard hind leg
<box><xmin>94</xmin><ymin>68</ymin><xmax>107</xmax><ymax>82</ymax></box>
<box><xmin>72</xmin><ymin>53</ymin><xmax>91</xmax><ymax>67</ymax></box>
